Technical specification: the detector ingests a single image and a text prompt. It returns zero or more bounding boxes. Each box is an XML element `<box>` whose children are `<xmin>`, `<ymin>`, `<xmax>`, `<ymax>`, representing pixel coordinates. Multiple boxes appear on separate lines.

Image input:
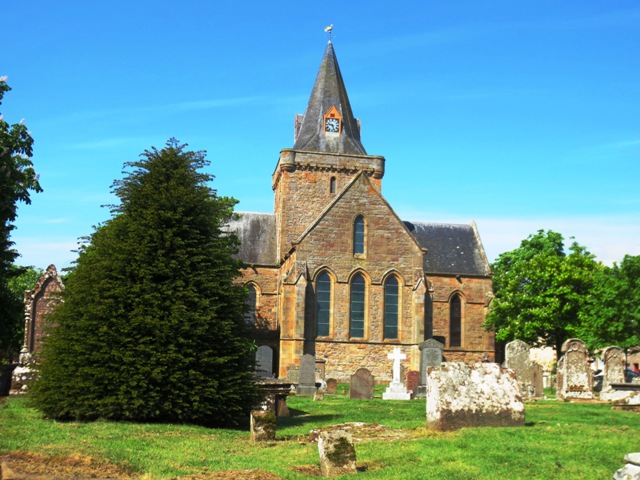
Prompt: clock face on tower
<box><xmin>325</xmin><ymin>117</ymin><xmax>340</xmax><ymax>133</ymax></box>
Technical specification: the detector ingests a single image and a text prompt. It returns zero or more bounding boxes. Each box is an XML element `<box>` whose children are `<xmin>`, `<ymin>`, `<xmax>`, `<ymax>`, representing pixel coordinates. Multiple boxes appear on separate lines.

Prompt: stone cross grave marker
<box><xmin>297</xmin><ymin>354</ymin><xmax>317</xmax><ymax>396</ymax></box>
<box><xmin>382</xmin><ymin>347</ymin><xmax>411</xmax><ymax>400</ymax></box>
<box><xmin>557</xmin><ymin>338</ymin><xmax>593</xmax><ymax>400</ymax></box>
<box><xmin>349</xmin><ymin>368</ymin><xmax>374</xmax><ymax>399</ymax></box>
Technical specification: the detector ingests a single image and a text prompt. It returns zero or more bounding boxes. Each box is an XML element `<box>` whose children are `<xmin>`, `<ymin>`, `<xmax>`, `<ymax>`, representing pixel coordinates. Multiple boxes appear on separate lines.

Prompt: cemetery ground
<box><xmin>1</xmin><ymin>389</ymin><xmax>639</xmax><ymax>479</ymax></box>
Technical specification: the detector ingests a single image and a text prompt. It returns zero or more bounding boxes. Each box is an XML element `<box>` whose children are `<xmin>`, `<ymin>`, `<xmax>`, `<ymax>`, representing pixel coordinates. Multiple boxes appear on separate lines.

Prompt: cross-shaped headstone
<box><xmin>388</xmin><ymin>347</ymin><xmax>406</xmax><ymax>384</ymax></box>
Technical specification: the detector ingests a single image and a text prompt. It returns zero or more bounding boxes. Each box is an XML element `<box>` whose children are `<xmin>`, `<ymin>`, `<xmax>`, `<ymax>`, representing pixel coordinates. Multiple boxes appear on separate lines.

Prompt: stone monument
<box><xmin>417</xmin><ymin>338</ymin><xmax>443</xmax><ymax>397</ymax></box>
<box><xmin>426</xmin><ymin>362</ymin><xmax>525</xmax><ymax>431</ymax></box>
<box><xmin>556</xmin><ymin>338</ymin><xmax>593</xmax><ymax>401</ymax></box>
<box><xmin>349</xmin><ymin>368</ymin><xmax>374</xmax><ymax>400</ymax></box>
<box><xmin>382</xmin><ymin>347</ymin><xmax>411</xmax><ymax>400</ymax></box>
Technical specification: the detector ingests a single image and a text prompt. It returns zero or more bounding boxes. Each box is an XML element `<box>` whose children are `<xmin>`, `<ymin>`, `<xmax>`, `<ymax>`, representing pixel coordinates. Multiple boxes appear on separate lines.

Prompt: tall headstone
<box><xmin>382</xmin><ymin>347</ymin><xmax>411</xmax><ymax>400</ymax></box>
<box><xmin>556</xmin><ymin>338</ymin><xmax>593</xmax><ymax>401</ymax></box>
<box><xmin>417</xmin><ymin>339</ymin><xmax>443</xmax><ymax>397</ymax></box>
<box><xmin>503</xmin><ymin>339</ymin><xmax>535</xmax><ymax>400</ymax></box>
<box><xmin>297</xmin><ymin>354</ymin><xmax>317</xmax><ymax>396</ymax></box>
<box><xmin>601</xmin><ymin>346</ymin><xmax>627</xmax><ymax>401</ymax></box>
<box><xmin>531</xmin><ymin>362</ymin><xmax>545</xmax><ymax>398</ymax></box>
<box><xmin>426</xmin><ymin>362</ymin><xmax>525</xmax><ymax>431</ymax></box>
<box><xmin>10</xmin><ymin>265</ymin><xmax>64</xmax><ymax>395</ymax></box>
<box><xmin>349</xmin><ymin>368</ymin><xmax>374</xmax><ymax>400</ymax></box>
<box><xmin>256</xmin><ymin>345</ymin><xmax>274</xmax><ymax>377</ymax></box>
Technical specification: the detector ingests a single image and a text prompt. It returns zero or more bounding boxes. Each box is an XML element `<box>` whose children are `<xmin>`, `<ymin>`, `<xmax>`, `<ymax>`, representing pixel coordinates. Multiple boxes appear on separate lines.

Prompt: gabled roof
<box><xmin>292</xmin><ymin>42</ymin><xmax>367</xmax><ymax>155</ymax></box>
<box><xmin>404</xmin><ymin>221</ymin><xmax>491</xmax><ymax>276</ymax></box>
<box><xmin>226</xmin><ymin>212</ymin><xmax>278</xmax><ymax>266</ymax></box>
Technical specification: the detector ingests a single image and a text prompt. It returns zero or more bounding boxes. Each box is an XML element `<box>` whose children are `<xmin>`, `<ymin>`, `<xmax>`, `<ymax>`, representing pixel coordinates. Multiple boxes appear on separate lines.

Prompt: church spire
<box><xmin>293</xmin><ymin>42</ymin><xmax>367</xmax><ymax>155</ymax></box>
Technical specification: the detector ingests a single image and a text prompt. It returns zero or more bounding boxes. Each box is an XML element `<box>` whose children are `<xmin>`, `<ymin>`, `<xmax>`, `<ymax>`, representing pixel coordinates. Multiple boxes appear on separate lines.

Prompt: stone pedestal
<box><xmin>318</xmin><ymin>430</ymin><xmax>357</xmax><ymax>477</ymax></box>
<box><xmin>250</xmin><ymin>410</ymin><xmax>276</xmax><ymax>442</ymax></box>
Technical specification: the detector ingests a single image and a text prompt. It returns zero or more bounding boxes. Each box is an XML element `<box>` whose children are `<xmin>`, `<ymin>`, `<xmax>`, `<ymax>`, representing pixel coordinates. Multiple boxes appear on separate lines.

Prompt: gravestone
<box><xmin>382</xmin><ymin>347</ymin><xmax>411</xmax><ymax>400</ymax></box>
<box><xmin>426</xmin><ymin>362</ymin><xmax>525</xmax><ymax>431</ymax></box>
<box><xmin>10</xmin><ymin>265</ymin><xmax>64</xmax><ymax>395</ymax></box>
<box><xmin>601</xmin><ymin>346</ymin><xmax>627</xmax><ymax>401</ymax></box>
<box><xmin>503</xmin><ymin>339</ymin><xmax>535</xmax><ymax>400</ymax></box>
<box><xmin>556</xmin><ymin>338</ymin><xmax>593</xmax><ymax>401</ymax></box>
<box><xmin>326</xmin><ymin>378</ymin><xmax>338</xmax><ymax>394</ymax></box>
<box><xmin>250</xmin><ymin>410</ymin><xmax>276</xmax><ymax>442</ymax></box>
<box><xmin>317</xmin><ymin>430</ymin><xmax>357</xmax><ymax>477</ymax></box>
<box><xmin>297</xmin><ymin>354</ymin><xmax>317</xmax><ymax>396</ymax></box>
<box><xmin>406</xmin><ymin>370</ymin><xmax>420</xmax><ymax>398</ymax></box>
<box><xmin>256</xmin><ymin>345</ymin><xmax>273</xmax><ymax>377</ymax></box>
<box><xmin>418</xmin><ymin>339</ymin><xmax>444</xmax><ymax>397</ymax></box>
<box><xmin>349</xmin><ymin>368</ymin><xmax>374</xmax><ymax>399</ymax></box>
<box><xmin>531</xmin><ymin>362</ymin><xmax>544</xmax><ymax>398</ymax></box>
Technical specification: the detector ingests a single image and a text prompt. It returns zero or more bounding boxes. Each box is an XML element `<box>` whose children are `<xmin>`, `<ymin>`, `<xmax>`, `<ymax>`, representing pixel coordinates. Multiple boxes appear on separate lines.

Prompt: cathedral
<box><xmin>229</xmin><ymin>41</ymin><xmax>494</xmax><ymax>382</ymax></box>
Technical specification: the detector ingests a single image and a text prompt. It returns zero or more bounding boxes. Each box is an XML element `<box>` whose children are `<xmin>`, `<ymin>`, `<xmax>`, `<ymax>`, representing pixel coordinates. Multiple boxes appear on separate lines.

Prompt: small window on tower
<box><xmin>330</xmin><ymin>177</ymin><xmax>336</xmax><ymax>194</ymax></box>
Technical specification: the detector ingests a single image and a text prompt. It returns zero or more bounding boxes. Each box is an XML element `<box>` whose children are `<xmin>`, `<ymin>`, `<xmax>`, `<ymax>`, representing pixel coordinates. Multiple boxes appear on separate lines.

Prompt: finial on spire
<box><xmin>324</xmin><ymin>24</ymin><xmax>333</xmax><ymax>42</ymax></box>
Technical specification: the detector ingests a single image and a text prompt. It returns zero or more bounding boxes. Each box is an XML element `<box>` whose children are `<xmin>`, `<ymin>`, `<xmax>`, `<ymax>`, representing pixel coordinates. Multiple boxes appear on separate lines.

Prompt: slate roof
<box><xmin>404</xmin><ymin>221</ymin><xmax>490</xmax><ymax>276</ymax></box>
<box><xmin>226</xmin><ymin>212</ymin><xmax>278</xmax><ymax>265</ymax></box>
<box><xmin>293</xmin><ymin>42</ymin><xmax>367</xmax><ymax>155</ymax></box>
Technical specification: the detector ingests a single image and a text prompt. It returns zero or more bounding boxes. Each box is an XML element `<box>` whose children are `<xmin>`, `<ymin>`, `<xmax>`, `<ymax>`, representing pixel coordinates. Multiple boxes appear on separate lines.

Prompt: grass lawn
<box><xmin>1</xmin><ymin>390</ymin><xmax>639</xmax><ymax>479</ymax></box>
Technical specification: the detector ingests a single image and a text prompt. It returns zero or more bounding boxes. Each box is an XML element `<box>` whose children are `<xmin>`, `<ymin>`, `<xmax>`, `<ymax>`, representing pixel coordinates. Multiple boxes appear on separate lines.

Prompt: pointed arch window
<box><xmin>449</xmin><ymin>294</ymin><xmax>462</xmax><ymax>347</ymax></box>
<box><xmin>384</xmin><ymin>276</ymin><xmax>399</xmax><ymax>339</ymax></box>
<box><xmin>245</xmin><ymin>284</ymin><xmax>257</xmax><ymax>325</ymax></box>
<box><xmin>350</xmin><ymin>274</ymin><xmax>366</xmax><ymax>338</ymax></box>
<box><xmin>353</xmin><ymin>215</ymin><xmax>365</xmax><ymax>256</ymax></box>
<box><xmin>316</xmin><ymin>272</ymin><xmax>331</xmax><ymax>337</ymax></box>
<box><xmin>330</xmin><ymin>176</ymin><xmax>336</xmax><ymax>194</ymax></box>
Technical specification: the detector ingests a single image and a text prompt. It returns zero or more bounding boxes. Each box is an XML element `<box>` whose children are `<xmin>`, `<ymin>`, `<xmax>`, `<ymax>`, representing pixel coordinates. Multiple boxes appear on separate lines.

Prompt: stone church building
<box><xmin>229</xmin><ymin>42</ymin><xmax>494</xmax><ymax>382</ymax></box>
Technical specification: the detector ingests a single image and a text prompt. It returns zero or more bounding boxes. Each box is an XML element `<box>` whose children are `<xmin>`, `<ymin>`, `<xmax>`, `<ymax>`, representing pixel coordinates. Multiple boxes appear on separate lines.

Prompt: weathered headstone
<box><xmin>314</xmin><ymin>379</ymin><xmax>327</xmax><ymax>401</ymax></box>
<box><xmin>532</xmin><ymin>362</ymin><xmax>544</xmax><ymax>398</ymax></box>
<box><xmin>297</xmin><ymin>354</ymin><xmax>317</xmax><ymax>396</ymax></box>
<box><xmin>286</xmin><ymin>365</ymin><xmax>300</xmax><ymax>383</ymax></box>
<box><xmin>349</xmin><ymin>368</ymin><xmax>374</xmax><ymax>400</ymax></box>
<box><xmin>10</xmin><ymin>265</ymin><xmax>64</xmax><ymax>395</ymax></box>
<box><xmin>556</xmin><ymin>338</ymin><xmax>593</xmax><ymax>401</ymax></box>
<box><xmin>326</xmin><ymin>378</ymin><xmax>338</xmax><ymax>394</ymax></box>
<box><xmin>417</xmin><ymin>338</ymin><xmax>444</xmax><ymax>397</ymax></box>
<box><xmin>317</xmin><ymin>430</ymin><xmax>357</xmax><ymax>477</ymax></box>
<box><xmin>426</xmin><ymin>362</ymin><xmax>525</xmax><ymax>431</ymax></box>
<box><xmin>256</xmin><ymin>345</ymin><xmax>273</xmax><ymax>377</ymax></box>
<box><xmin>250</xmin><ymin>410</ymin><xmax>276</xmax><ymax>442</ymax></box>
<box><xmin>382</xmin><ymin>347</ymin><xmax>411</xmax><ymax>400</ymax></box>
<box><xmin>406</xmin><ymin>370</ymin><xmax>420</xmax><ymax>398</ymax></box>
<box><xmin>503</xmin><ymin>339</ymin><xmax>535</xmax><ymax>400</ymax></box>
<box><xmin>603</xmin><ymin>346</ymin><xmax>626</xmax><ymax>390</ymax></box>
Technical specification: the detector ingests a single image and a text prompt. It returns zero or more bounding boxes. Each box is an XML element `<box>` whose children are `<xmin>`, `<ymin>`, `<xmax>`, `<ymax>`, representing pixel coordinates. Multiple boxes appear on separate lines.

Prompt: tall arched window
<box><xmin>353</xmin><ymin>215</ymin><xmax>365</xmax><ymax>256</ymax></box>
<box><xmin>330</xmin><ymin>176</ymin><xmax>336</xmax><ymax>194</ymax></box>
<box><xmin>316</xmin><ymin>272</ymin><xmax>331</xmax><ymax>337</ymax></box>
<box><xmin>384</xmin><ymin>276</ymin><xmax>399</xmax><ymax>339</ymax></box>
<box><xmin>350</xmin><ymin>274</ymin><xmax>366</xmax><ymax>338</ymax></box>
<box><xmin>449</xmin><ymin>294</ymin><xmax>462</xmax><ymax>347</ymax></box>
<box><xmin>245</xmin><ymin>284</ymin><xmax>257</xmax><ymax>325</ymax></box>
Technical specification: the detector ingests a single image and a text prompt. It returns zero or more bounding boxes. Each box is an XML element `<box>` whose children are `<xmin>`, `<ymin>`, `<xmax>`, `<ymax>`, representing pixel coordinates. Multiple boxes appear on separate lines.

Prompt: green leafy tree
<box><xmin>0</xmin><ymin>76</ymin><xmax>42</xmax><ymax>363</ymax></box>
<box><xmin>577</xmin><ymin>254</ymin><xmax>640</xmax><ymax>350</ymax></box>
<box><xmin>484</xmin><ymin>230</ymin><xmax>600</xmax><ymax>358</ymax></box>
<box><xmin>31</xmin><ymin>140</ymin><xmax>258</xmax><ymax>426</ymax></box>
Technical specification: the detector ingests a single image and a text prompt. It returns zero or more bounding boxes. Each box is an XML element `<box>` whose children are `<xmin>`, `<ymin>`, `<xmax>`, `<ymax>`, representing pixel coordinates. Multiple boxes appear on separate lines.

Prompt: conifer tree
<box><xmin>31</xmin><ymin>140</ymin><xmax>259</xmax><ymax>426</ymax></box>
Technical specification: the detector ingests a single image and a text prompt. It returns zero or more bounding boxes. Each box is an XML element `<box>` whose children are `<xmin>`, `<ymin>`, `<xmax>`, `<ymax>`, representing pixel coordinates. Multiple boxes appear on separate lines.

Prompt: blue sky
<box><xmin>3</xmin><ymin>1</ymin><xmax>639</xmax><ymax>270</ymax></box>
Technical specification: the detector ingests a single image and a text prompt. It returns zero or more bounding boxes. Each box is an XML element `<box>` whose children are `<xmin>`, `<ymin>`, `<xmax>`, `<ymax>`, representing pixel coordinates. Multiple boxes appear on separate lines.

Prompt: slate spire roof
<box><xmin>293</xmin><ymin>41</ymin><xmax>367</xmax><ymax>155</ymax></box>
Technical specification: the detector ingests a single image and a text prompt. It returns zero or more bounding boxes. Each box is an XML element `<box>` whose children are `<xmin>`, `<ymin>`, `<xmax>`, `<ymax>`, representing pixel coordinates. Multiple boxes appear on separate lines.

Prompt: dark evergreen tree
<box><xmin>0</xmin><ymin>77</ymin><xmax>42</xmax><ymax>363</ymax></box>
<box><xmin>31</xmin><ymin>140</ymin><xmax>259</xmax><ymax>426</ymax></box>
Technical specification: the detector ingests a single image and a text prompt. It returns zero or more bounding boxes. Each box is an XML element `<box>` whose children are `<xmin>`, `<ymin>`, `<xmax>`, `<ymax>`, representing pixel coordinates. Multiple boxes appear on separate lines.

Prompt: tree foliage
<box><xmin>577</xmin><ymin>254</ymin><xmax>640</xmax><ymax>350</ymax></box>
<box><xmin>484</xmin><ymin>230</ymin><xmax>600</xmax><ymax>358</ymax></box>
<box><xmin>31</xmin><ymin>140</ymin><xmax>259</xmax><ymax>426</ymax></box>
<box><xmin>0</xmin><ymin>76</ymin><xmax>42</xmax><ymax>363</ymax></box>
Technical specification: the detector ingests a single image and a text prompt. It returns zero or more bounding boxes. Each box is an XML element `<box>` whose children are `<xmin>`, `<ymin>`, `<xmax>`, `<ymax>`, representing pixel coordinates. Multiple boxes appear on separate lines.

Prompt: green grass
<box><xmin>1</xmin><ymin>392</ymin><xmax>639</xmax><ymax>479</ymax></box>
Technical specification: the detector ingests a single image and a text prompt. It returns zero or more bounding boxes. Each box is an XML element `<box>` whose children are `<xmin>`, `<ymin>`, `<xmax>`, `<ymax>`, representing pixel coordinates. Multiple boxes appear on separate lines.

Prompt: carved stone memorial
<box><xmin>426</xmin><ymin>362</ymin><xmax>525</xmax><ymax>431</ymax></box>
<box><xmin>556</xmin><ymin>338</ymin><xmax>593</xmax><ymax>401</ymax></box>
<box><xmin>349</xmin><ymin>368</ymin><xmax>374</xmax><ymax>400</ymax></box>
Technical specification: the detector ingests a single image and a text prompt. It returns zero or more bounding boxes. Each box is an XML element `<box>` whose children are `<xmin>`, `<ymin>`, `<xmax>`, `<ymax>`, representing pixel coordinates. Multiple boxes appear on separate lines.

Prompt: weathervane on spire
<box><xmin>324</xmin><ymin>24</ymin><xmax>333</xmax><ymax>42</ymax></box>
